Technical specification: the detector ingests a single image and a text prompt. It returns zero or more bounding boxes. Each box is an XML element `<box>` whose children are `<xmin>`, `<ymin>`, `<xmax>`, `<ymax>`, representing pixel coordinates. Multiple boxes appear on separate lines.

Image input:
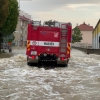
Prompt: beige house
<box><xmin>72</xmin><ymin>22</ymin><xmax>94</xmax><ymax>48</ymax></box>
<box><xmin>13</xmin><ymin>10</ymin><xmax>31</xmax><ymax>47</ymax></box>
<box><xmin>77</xmin><ymin>22</ymin><xmax>94</xmax><ymax>44</ymax></box>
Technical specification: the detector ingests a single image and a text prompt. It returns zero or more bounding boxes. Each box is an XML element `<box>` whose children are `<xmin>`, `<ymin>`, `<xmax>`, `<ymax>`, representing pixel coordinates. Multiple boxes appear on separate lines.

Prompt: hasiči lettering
<box><xmin>44</xmin><ymin>42</ymin><xmax>54</xmax><ymax>46</ymax></box>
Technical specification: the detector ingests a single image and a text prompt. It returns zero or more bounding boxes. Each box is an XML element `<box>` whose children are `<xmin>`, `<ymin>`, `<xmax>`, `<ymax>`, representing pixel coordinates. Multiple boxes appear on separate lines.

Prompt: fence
<box><xmin>71</xmin><ymin>43</ymin><xmax>92</xmax><ymax>49</ymax></box>
<box><xmin>12</xmin><ymin>40</ymin><xmax>27</xmax><ymax>46</ymax></box>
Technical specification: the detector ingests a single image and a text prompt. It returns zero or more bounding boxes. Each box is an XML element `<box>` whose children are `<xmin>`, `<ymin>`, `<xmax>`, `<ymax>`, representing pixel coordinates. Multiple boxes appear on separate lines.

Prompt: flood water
<box><xmin>0</xmin><ymin>48</ymin><xmax>100</xmax><ymax>100</ymax></box>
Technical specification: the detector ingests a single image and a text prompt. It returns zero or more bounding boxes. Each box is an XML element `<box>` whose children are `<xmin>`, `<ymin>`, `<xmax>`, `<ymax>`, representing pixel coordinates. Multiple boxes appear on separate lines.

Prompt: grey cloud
<box><xmin>20</xmin><ymin>0</ymin><xmax>100</xmax><ymax>12</ymax></box>
<box><xmin>33</xmin><ymin>0</ymin><xmax>100</xmax><ymax>5</ymax></box>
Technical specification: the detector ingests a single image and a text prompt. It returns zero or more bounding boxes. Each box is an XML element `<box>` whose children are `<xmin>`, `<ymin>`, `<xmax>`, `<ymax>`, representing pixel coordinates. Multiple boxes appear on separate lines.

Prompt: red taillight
<box><xmin>32</xmin><ymin>56</ymin><xmax>35</xmax><ymax>59</ymax></box>
<box><xmin>61</xmin><ymin>57</ymin><xmax>64</xmax><ymax>60</ymax></box>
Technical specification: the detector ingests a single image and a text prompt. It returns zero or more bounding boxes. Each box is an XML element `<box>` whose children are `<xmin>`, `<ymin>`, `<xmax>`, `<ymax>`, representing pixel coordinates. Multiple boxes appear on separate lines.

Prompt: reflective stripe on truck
<box><xmin>30</xmin><ymin>41</ymin><xmax>60</xmax><ymax>47</ymax></box>
<box><xmin>27</xmin><ymin>40</ymin><xmax>30</xmax><ymax>51</ymax></box>
<box><xmin>67</xmin><ymin>42</ymin><xmax>70</xmax><ymax>55</ymax></box>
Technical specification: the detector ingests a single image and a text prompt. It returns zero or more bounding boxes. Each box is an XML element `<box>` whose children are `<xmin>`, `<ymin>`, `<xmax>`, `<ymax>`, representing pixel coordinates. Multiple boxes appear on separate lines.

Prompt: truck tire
<box><xmin>63</xmin><ymin>64</ymin><xmax>68</xmax><ymax>67</ymax></box>
<box><xmin>27</xmin><ymin>62</ymin><xmax>32</xmax><ymax>66</ymax></box>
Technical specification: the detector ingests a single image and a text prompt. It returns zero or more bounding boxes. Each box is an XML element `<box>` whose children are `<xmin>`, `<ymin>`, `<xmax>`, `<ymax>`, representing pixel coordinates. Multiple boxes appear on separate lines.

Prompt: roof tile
<box><xmin>77</xmin><ymin>22</ymin><xmax>94</xmax><ymax>31</ymax></box>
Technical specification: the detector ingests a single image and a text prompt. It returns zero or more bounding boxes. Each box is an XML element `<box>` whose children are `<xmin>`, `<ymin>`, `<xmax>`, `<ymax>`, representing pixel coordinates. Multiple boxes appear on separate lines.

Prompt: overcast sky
<box><xmin>19</xmin><ymin>0</ymin><xmax>100</xmax><ymax>28</ymax></box>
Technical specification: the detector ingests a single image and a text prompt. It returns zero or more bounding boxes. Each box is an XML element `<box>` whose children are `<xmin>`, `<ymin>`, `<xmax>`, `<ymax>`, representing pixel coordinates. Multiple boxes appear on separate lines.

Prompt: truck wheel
<box><xmin>27</xmin><ymin>62</ymin><xmax>32</xmax><ymax>66</ymax></box>
<box><xmin>37</xmin><ymin>63</ymin><xmax>42</xmax><ymax>68</ymax></box>
<box><xmin>64</xmin><ymin>64</ymin><xmax>68</xmax><ymax>67</ymax></box>
<box><xmin>52</xmin><ymin>62</ymin><xmax>57</xmax><ymax>68</ymax></box>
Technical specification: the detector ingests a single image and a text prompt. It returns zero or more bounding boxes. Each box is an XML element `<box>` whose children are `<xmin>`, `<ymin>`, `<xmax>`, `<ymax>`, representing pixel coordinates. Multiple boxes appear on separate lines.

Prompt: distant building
<box><xmin>13</xmin><ymin>10</ymin><xmax>31</xmax><ymax>47</ymax></box>
<box><xmin>72</xmin><ymin>22</ymin><xmax>94</xmax><ymax>48</ymax></box>
<box><xmin>92</xmin><ymin>19</ymin><xmax>100</xmax><ymax>49</ymax></box>
<box><xmin>77</xmin><ymin>22</ymin><xmax>94</xmax><ymax>45</ymax></box>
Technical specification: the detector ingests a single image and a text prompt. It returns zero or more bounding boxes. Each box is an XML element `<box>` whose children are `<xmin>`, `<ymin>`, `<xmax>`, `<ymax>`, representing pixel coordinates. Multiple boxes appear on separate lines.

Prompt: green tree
<box><xmin>0</xmin><ymin>0</ymin><xmax>9</xmax><ymax>52</ymax></box>
<box><xmin>72</xmin><ymin>27</ymin><xmax>82</xmax><ymax>43</ymax></box>
<box><xmin>0</xmin><ymin>0</ymin><xmax>9</xmax><ymax>28</ymax></box>
<box><xmin>1</xmin><ymin>0</ymin><xmax>19</xmax><ymax>36</ymax></box>
<box><xmin>0</xmin><ymin>0</ymin><xmax>19</xmax><ymax>52</ymax></box>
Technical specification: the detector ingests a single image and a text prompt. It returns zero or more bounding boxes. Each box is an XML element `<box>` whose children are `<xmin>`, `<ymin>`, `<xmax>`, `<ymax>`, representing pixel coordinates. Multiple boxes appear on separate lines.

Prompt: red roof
<box><xmin>77</xmin><ymin>22</ymin><xmax>94</xmax><ymax>31</ymax></box>
<box><xmin>19</xmin><ymin>15</ymin><xmax>30</xmax><ymax>22</ymax></box>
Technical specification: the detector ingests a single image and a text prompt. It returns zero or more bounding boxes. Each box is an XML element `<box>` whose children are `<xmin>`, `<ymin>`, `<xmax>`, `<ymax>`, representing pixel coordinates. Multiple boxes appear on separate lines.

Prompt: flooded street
<box><xmin>0</xmin><ymin>48</ymin><xmax>100</xmax><ymax>100</ymax></box>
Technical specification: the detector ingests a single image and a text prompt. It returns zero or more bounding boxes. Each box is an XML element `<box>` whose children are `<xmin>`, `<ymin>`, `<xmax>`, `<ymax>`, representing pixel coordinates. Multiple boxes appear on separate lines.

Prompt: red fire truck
<box><xmin>26</xmin><ymin>20</ymin><xmax>72</xmax><ymax>67</ymax></box>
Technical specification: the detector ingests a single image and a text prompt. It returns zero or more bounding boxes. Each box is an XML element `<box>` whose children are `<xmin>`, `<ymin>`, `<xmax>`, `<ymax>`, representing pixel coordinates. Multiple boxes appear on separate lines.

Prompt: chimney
<box><xmin>88</xmin><ymin>23</ymin><xmax>90</xmax><ymax>26</ymax></box>
<box><xmin>76</xmin><ymin>23</ymin><xmax>78</xmax><ymax>26</ymax></box>
<box><xmin>83</xmin><ymin>22</ymin><xmax>85</xmax><ymax>24</ymax></box>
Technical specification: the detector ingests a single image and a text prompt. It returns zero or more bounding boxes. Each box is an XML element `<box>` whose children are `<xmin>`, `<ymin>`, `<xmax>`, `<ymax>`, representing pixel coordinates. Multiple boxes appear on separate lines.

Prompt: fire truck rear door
<box><xmin>38</xmin><ymin>28</ymin><xmax>60</xmax><ymax>53</ymax></box>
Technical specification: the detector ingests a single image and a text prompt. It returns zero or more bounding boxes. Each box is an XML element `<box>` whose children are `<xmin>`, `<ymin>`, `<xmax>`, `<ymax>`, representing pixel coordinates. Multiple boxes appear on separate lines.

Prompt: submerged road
<box><xmin>0</xmin><ymin>48</ymin><xmax>100</xmax><ymax>100</ymax></box>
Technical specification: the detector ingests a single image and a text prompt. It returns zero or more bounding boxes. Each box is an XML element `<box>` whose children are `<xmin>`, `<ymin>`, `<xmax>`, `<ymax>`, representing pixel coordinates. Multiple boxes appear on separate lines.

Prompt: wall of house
<box><xmin>13</xmin><ymin>10</ymin><xmax>31</xmax><ymax>46</ymax></box>
<box><xmin>14</xmin><ymin>19</ymin><xmax>20</xmax><ymax>40</ymax></box>
<box><xmin>92</xmin><ymin>22</ymin><xmax>100</xmax><ymax>49</ymax></box>
<box><xmin>14</xmin><ymin>19</ymin><xmax>28</xmax><ymax>46</ymax></box>
<box><xmin>13</xmin><ymin>19</ymin><xmax>21</xmax><ymax>46</ymax></box>
<box><xmin>81</xmin><ymin>31</ymin><xmax>92</xmax><ymax>44</ymax></box>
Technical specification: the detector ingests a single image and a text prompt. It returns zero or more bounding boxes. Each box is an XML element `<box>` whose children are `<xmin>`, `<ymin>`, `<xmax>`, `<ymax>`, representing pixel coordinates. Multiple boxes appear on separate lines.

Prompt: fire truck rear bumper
<box><xmin>27</xmin><ymin>59</ymin><xmax>68</xmax><ymax>65</ymax></box>
<box><xmin>27</xmin><ymin>56</ymin><xmax>69</xmax><ymax>65</ymax></box>
<box><xmin>57</xmin><ymin>60</ymin><xmax>69</xmax><ymax>64</ymax></box>
<box><xmin>27</xmin><ymin>57</ymin><xmax>38</xmax><ymax>63</ymax></box>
